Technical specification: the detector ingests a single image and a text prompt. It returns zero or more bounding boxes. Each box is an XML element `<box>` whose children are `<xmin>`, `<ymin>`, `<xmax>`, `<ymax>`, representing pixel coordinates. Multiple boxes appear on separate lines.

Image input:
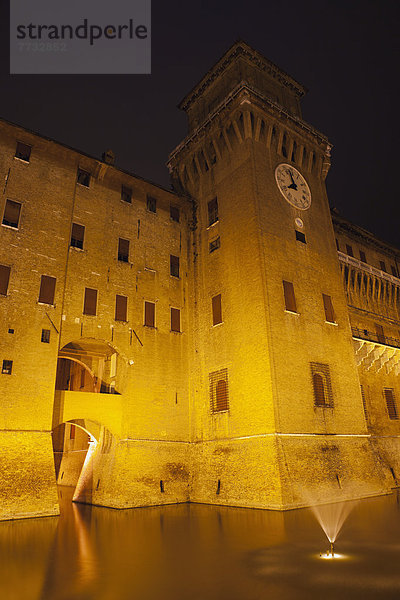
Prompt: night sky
<box><xmin>1</xmin><ymin>1</ymin><xmax>399</xmax><ymax>246</ymax></box>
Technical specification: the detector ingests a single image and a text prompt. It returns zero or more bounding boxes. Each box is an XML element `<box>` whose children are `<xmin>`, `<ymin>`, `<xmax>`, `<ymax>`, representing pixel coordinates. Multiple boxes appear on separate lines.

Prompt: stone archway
<box><xmin>52</xmin><ymin>419</ymin><xmax>115</xmax><ymax>505</ymax></box>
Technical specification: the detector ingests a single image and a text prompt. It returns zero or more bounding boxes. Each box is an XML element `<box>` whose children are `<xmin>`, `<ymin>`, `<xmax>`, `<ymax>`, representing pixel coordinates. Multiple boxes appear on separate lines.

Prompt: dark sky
<box><xmin>1</xmin><ymin>0</ymin><xmax>399</xmax><ymax>246</ymax></box>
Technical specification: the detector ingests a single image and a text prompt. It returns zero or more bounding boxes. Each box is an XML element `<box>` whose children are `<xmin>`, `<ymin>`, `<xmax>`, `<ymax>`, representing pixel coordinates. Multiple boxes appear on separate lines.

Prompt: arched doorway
<box><xmin>52</xmin><ymin>419</ymin><xmax>115</xmax><ymax>505</ymax></box>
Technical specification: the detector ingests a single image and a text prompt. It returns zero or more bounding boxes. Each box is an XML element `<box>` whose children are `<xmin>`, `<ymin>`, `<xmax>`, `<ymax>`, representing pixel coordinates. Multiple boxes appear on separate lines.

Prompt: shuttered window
<box><xmin>147</xmin><ymin>196</ymin><xmax>157</xmax><ymax>213</ymax></box>
<box><xmin>346</xmin><ymin>244</ymin><xmax>353</xmax><ymax>257</ymax></box>
<box><xmin>212</xmin><ymin>294</ymin><xmax>222</xmax><ymax>325</ymax></box>
<box><xmin>83</xmin><ymin>288</ymin><xmax>97</xmax><ymax>316</ymax></box>
<box><xmin>70</xmin><ymin>223</ymin><xmax>85</xmax><ymax>249</ymax></box>
<box><xmin>360</xmin><ymin>385</ymin><xmax>368</xmax><ymax>419</ymax></box>
<box><xmin>144</xmin><ymin>301</ymin><xmax>155</xmax><ymax>327</ymax></box>
<box><xmin>208</xmin><ymin>198</ymin><xmax>218</xmax><ymax>226</ymax></box>
<box><xmin>0</xmin><ymin>265</ymin><xmax>11</xmax><ymax>296</ymax></box>
<box><xmin>121</xmin><ymin>185</ymin><xmax>132</xmax><ymax>203</ymax></box>
<box><xmin>359</xmin><ymin>250</ymin><xmax>367</xmax><ymax>263</ymax></box>
<box><xmin>41</xmin><ymin>329</ymin><xmax>50</xmax><ymax>343</ymax></box>
<box><xmin>15</xmin><ymin>142</ymin><xmax>31</xmax><ymax>162</ymax></box>
<box><xmin>77</xmin><ymin>168</ymin><xmax>90</xmax><ymax>187</ymax></box>
<box><xmin>170</xmin><ymin>255</ymin><xmax>180</xmax><ymax>278</ymax></box>
<box><xmin>391</xmin><ymin>265</ymin><xmax>398</xmax><ymax>277</ymax></box>
<box><xmin>322</xmin><ymin>294</ymin><xmax>335</xmax><ymax>323</ymax></box>
<box><xmin>118</xmin><ymin>238</ymin><xmax>129</xmax><ymax>262</ymax></box>
<box><xmin>295</xmin><ymin>230</ymin><xmax>306</xmax><ymax>243</ymax></box>
<box><xmin>171</xmin><ymin>308</ymin><xmax>180</xmax><ymax>332</ymax></box>
<box><xmin>38</xmin><ymin>275</ymin><xmax>56</xmax><ymax>305</ymax></box>
<box><xmin>375</xmin><ymin>324</ymin><xmax>385</xmax><ymax>344</ymax></box>
<box><xmin>384</xmin><ymin>388</ymin><xmax>398</xmax><ymax>420</ymax></box>
<box><xmin>170</xmin><ymin>205</ymin><xmax>180</xmax><ymax>222</ymax></box>
<box><xmin>2</xmin><ymin>199</ymin><xmax>21</xmax><ymax>228</ymax></box>
<box><xmin>115</xmin><ymin>295</ymin><xmax>127</xmax><ymax>321</ymax></box>
<box><xmin>209</xmin><ymin>237</ymin><xmax>220</xmax><ymax>253</ymax></box>
<box><xmin>379</xmin><ymin>260</ymin><xmax>387</xmax><ymax>272</ymax></box>
<box><xmin>283</xmin><ymin>280</ymin><xmax>297</xmax><ymax>313</ymax></box>
<box><xmin>310</xmin><ymin>362</ymin><xmax>333</xmax><ymax>407</ymax></box>
<box><xmin>2</xmin><ymin>360</ymin><xmax>13</xmax><ymax>375</ymax></box>
<box><xmin>209</xmin><ymin>368</ymin><xmax>229</xmax><ymax>413</ymax></box>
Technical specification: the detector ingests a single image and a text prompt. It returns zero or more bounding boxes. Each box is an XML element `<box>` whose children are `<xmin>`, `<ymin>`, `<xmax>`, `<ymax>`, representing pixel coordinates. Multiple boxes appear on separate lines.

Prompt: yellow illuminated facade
<box><xmin>1</xmin><ymin>41</ymin><xmax>399</xmax><ymax>520</ymax></box>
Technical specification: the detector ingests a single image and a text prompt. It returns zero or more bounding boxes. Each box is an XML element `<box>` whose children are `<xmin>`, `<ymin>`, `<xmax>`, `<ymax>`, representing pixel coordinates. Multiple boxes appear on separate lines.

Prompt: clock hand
<box><xmin>287</xmin><ymin>169</ymin><xmax>298</xmax><ymax>190</ymax></box>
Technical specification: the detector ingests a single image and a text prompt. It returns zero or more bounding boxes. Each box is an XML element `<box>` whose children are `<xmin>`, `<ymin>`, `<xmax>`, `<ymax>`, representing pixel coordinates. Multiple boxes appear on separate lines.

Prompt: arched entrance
<box><xmin>52</xmin><ymin>419</ymin><xmax>115</xmax><ymax>505</ymax></box>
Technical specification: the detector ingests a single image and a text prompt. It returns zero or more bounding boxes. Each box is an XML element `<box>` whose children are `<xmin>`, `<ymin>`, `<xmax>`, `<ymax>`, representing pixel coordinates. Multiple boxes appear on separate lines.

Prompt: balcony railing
<box><xmin>338</xmin><ymin>252</ymin><xmax>400</xmax><ymax>287</ymax></box>
<box><xmin>352</xmin><ymin>327</ymin><xmax>400</xmax><ymax>349</ymax></box>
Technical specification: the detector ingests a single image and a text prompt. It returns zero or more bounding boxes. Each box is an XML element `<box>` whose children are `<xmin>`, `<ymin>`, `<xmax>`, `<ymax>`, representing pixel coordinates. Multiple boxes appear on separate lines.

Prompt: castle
<box><xmin>1</xmin><ymin>41</ymin><xmax>399</xmax><ymax>520</ymax></box>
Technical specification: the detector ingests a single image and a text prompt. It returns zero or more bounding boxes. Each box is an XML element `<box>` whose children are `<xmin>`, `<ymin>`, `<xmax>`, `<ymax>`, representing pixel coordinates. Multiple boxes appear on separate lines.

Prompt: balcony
<box><xmin>338</xmin><ymin>252</ymin><xmax>400</xmax><ymax>287</ymax></box>
<box><xmin>352</xmin><ymin>327</ymin><xmax>400</xmax><ymax>350</ymax></box>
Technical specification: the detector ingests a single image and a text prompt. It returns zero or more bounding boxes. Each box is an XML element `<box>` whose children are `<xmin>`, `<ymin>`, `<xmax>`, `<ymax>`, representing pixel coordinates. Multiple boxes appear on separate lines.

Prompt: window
<box><xmin>322</xmin><ymin>294</ymin><xmax>335</xmax><ymax>323</ymax></box>
<box><xmin>346</xmin><ymin>244</ymin><xmax>353</xmax><ymax>257</ymax></box>
<box><xmin>41</xmin><ymin>329</ymin><xmax>50</xmax><ymax>343</ymax></box>
<box><xmin>283</xmin><ymin>280</ymin><xmax>297</xmax><ymax>313</ymax></box>
<box><xmin>212</xmin><ymin>294</ymin><xmax>222</xmax><ymax>325</ymax></box>
<box><xmin>359</xmin><ymin>250</ymin><xmax>367</xmax><ymax>263</ymax></box>
<box><xmin>375</xmin><ymin>324</ymin><xmax>385</xmax><ymax>344</ymax></box>
<box><xmin>121</xmin><ymin>185</ymin><xmax>132</xmax><ymax>203</ymax></box>
<box><xmin>118</xmin><ymin>238</ymin><xmax>129</xmax><ymax>262</ymax></box>
<box><xmin>281</xmin><ymin>133</ymin><xmax>288</xmax><ymax>158</ymax></box>
<box><xmin>77</xmin><ymin>168</ymin><xmax>91</xmax><ymax>187</ymax></box>
<box><xmin>171</xmin><ymin>307</ymin><xmax>181</xmax><ymax>332</ymax></box>
<box><xmin>144</xmin><ymin>301</ymin><xmax>155</xmax><ymax>327</ymax></box>
<box><xmin>15</xmin><ymin>142</ymin><xmax>31</xmax><ymax>162</ymax></box>
<box><xmin>360</xmin><ymin>385</ymin><xmax>368</xmax><ymax>419</ymax></box>
<box><xmin>391</xmin><ymin>265</ymin><xmax>398</xmax><ymax>277</ymax></box>
<box><xmin>2</xmin><ymin>360</ymin><xmax>12</xmax><ymax>375</ymax></box>
<box><xmin>384</xmin><ymin>388</ymin><xmax>398</xmax><ymax>420</ymax></box>
<box><xmin>380</xmin><ymin>260</ymin><xmax>387</xmax><ymax>272</ymax></box>
<box><xmin>0</xmin><ymin>265</ymin><xmax>11</xmax><ymax>296</ymax></box>
<box><xmin>115</xmin><ymin>294</ymin><xmax>127</xmax><ymax>321</ymax></box>
<box><xmin>335</xmin><ymin>239</ymin><xmax>340</xmax><ymax>251</ymax></box>
<box><xmin>170</xmin><ymin>255</ymin><xmax>180</xmax><ymax>278</ymax></box>
<box><xmin>170</xmin><ymin>205</ymin><xmax>180</xmax><ymax>222</ymax></box>
<box><xmin>310</xmin><ymin>362</ymin><xmax>333</xmax><ymax>407</ymax></box>
<box><xmin>208</xmin><ymin>198</ymin><xmax>218</xmax><ymax>226</ymax></box>
<box><xmin>209</xmin><ymin>368</ymin><xmax>229</xmax><ymax>413</ymax></box>
<box><xmin>147</xmin><ymin>196</ymin><xmax>157</xmax><ymax>213</ymax></box>
<box><xmin>83</xmin><ymin>288</ymin><xmax>97</xmax><ymax>316</ymax></box>
<box><xmin>70</xmin><ymin>223</ymin><xmax>85</xmax><ymax>249</ymax></box>
<box><xmin>295</xmin><ymin>230</ymin><xmax>306</xmax><ymax>243</ymax></box>
<box><xmin>38</xmin><ymin>275</ymin><xmax>56</xmax><ymax>305</ymax></box>
<box><xmin>80</xmin><ymin>369</ymin><xmax>85</xmax><ymax>388</ymax></box>
<box><xmin>2</xmin><ymin>199</ymin><xmax>21</xmax><ymax>229</ymax></box>
<box><xmin>70</xmin><ymin>424</ymin><xmax>76</xmax><ymax>440</ymax></box>
<box><xmin>209</xmin><ymin>237</ymin><xmax>220</xmax><ymax>253</ymax></box>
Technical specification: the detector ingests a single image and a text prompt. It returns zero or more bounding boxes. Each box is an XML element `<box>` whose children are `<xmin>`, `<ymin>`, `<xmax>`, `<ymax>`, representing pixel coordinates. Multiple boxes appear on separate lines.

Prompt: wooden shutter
<box><xmin>209</xmin><ymin>368</ymin><xmax>229</xmax><ymax>413</ymax></box>
<box><xmin>0</xmin><ymin>265</ymin><xmax>11</xmax><ymax>295</ymax></box>
<box><xmin>144</xmin><ymin>301</ymin><xmax>155</xmax><ymax>327</ymax></box>
<box><xmin>115</xmin><ymin>295</ymin><xmax>127</xmax><ymax>321</ymax></box>
<box><xmin>83</xmin><ymin>288</ymin><xmax>97</xmax><ymax>315</ymax></box>
<box><xmin>346</xmin><ymin>244</ymin><xmax>353</xmax><ymax>257</ymax></box>
<box><xmin>208</xmin><ymin>198</ymin><xmax>218</xmax><ymax>225</ymax></box>
<box><xmin>121</xmin><ymin>185</ymin><xmax>132</xmax><ymax>203</ymax></box>
<box><xmin>38</xmin><ymin>275</ymin><xmax>56</xmax><ymax>304</ymax></box>
<box><xmin>384</xmin><ymin>388</ymin><xmax>398</xmax><ymax>420</ymax></box>
<box><xmin>283</xmin><ymin>280</ymin><xmax>297</xmax><ymax>312</ymax></box>
<box><xmin>360</xmin><ymin>385</ymin><xmax>368</xmax><ymax>419</ymax></box>
<box><xmin>212</xmin><ymin>294</ymin><xmax>222</xmax><ymax>325</ymax></box>
<box><xmin>359</xmin><ymin>250</ymin><xmax>366</xmax><ymax>263</ymax></box>
<box><xmin>310</xmin><ymin>362</ymin><xmax>333</xmax><ymax>407</ymax></box>
<box><xmin>216</xmin><ymin>380</ymin><xmax>229</xmax><ymax>411</ymax></box>
<box><xmin>170</xmin><ymin>255</ymin><xmax>180</xmax><ymax>277</ymax></box>
<box><xmin>322</xmin><ymin>294</ymin><xmax>335</xmax><ymax>323</ymax></box>
<box><xmin>380</xmin><ymin>260</ymin><xmax>387</xmax><ymax>272</ymax></box>
<box><xmin>3</xmin><ymin>199</ymin><xmax>21</xmax><ymax>228</ymax></box>
<box><xmin>170</xmin><ymin>205</ymin><xmax>180</xmax><ymax>222</ymax></box>
<box><xmin>118</xmin><ymin>238</ymin><xmax>129</xmax><ymax>262</ymax></box>
<box><xmin>15</xmin><ymin>142</ymin><xmax>31</xmax><ymax>161</ymax></box>
<box><xmin>171</xmin><ymin>308</ymin><xmax>180</xmax><ymax>332</ymax></box>
<box><xmin>71</xmin><ymin>223</ymin><xmax>85</xmax><ymax>249</ymax></box>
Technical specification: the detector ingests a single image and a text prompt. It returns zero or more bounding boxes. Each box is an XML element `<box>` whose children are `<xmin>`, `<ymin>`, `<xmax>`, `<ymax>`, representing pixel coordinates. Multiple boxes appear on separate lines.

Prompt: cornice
<box><xmin>332</xmin><ymin>212</ymin><xmax>400</xmax><ymax>256</ymax></box>
<box><xmin>178</xmin><ymin>41</ymin><xmax>306</xmax><ymax>112</ymax></box>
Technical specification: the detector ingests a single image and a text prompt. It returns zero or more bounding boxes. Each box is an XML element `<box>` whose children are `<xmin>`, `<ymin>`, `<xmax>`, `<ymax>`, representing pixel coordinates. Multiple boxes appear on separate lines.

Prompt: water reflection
<box><xmin>1</xmin><ymin>490</ymin><xmax>400</xmax><ymax>600</ymax></box>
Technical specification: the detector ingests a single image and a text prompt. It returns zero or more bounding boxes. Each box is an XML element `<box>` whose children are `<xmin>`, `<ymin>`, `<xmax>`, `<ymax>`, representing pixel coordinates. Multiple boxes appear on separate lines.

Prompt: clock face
<box><xmin>275</xmin><ymin>163</ymin><xmax>311</xmax><ymax>210</ymax></box>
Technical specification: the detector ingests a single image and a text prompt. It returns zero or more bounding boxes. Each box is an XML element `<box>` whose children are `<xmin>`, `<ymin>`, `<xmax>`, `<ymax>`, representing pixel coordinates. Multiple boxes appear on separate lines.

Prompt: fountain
<box><xmin>309</xmin><ymin>499</ymin><xmax>358</xmax><ymax>558</ymax></box>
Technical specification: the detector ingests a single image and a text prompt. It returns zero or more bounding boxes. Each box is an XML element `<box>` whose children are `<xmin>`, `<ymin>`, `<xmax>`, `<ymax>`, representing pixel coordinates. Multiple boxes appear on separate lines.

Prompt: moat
<box><xmin>1</xmin><ymin>489</ymin><xmax>400</xmax><ymax>600</ymax></box>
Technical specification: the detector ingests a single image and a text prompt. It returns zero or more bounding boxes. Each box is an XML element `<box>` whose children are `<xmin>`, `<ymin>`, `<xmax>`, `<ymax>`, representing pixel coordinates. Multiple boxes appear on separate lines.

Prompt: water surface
<box><xmin>1</xmin><ymin>488</ymin><xmax>400</xmax><ymax>600</ymax></box>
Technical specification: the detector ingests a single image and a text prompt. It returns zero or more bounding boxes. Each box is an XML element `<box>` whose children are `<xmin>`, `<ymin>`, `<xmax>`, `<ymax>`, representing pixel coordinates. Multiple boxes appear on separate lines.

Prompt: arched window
<box><xmin>209</xmin><ymin>368</ymin><xmax>229</xmax><ymax>413</ymax></box>
<box><xmin>310</xmin><ymin>362</ymin><xmax>333</xmax><ymax>407</ymax></box>
<box><xmin>291</xmin><ymin>140</ymin><xmax>297</xmax><ymax>163</ymax></box>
